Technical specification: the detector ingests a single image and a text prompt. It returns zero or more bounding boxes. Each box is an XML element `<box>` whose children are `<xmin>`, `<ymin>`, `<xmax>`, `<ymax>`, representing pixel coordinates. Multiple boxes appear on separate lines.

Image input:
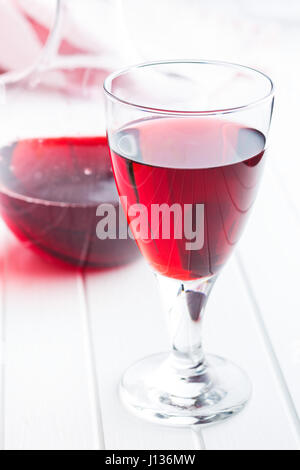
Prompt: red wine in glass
<box><xmin>0</xmin><ymin>136</ymin><xmax>139</xmax><ymax>268</ymax></box>
<box><xmin>110</xmin><ymin>117</ymin><xmax>266</xmax><ymax>280</ymax></box>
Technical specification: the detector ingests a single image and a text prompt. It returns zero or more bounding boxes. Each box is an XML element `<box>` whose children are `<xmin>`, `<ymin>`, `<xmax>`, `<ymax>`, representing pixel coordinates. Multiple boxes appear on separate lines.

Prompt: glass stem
<box><xmin>156</xmin><ymin>274</ymin><xmax>216</xmax><ymax>374</ymax></box>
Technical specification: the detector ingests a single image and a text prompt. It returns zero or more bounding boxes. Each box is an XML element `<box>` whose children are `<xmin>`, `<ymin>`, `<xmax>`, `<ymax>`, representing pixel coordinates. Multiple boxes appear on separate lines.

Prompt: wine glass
<box><xmin>104</xmin><ymin>60</ymin><xmax>274</xmax><ymax>426</ymax></box>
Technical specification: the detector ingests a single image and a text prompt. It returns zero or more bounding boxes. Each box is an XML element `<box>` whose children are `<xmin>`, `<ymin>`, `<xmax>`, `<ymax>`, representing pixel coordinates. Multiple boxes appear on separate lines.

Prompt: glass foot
<box><xmin>120</xmin><ymin>353</ymin><xmax>252</xmax><ymax>426</ymax></box>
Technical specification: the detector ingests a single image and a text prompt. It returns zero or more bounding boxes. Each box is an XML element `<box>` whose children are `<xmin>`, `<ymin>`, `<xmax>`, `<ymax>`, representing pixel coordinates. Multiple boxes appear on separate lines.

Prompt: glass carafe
<box><xmin>0</xmin><ymin>0</ymin><xmax>139</xmax><ymax>268</ymax></box>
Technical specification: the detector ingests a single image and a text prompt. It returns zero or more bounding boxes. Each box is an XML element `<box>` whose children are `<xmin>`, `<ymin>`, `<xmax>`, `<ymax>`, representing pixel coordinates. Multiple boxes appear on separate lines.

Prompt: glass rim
<box><xmin>103</xmin><ymin>59</ymin><xmax>274</xmax><ymax>116</ymax></box>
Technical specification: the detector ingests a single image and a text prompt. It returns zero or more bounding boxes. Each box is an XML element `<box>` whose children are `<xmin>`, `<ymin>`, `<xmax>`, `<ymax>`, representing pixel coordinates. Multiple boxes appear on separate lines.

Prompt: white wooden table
<box><xmin>1</xmin><ymin>0</ymin><xmax>300</xmax><ymax>451</ymax></box>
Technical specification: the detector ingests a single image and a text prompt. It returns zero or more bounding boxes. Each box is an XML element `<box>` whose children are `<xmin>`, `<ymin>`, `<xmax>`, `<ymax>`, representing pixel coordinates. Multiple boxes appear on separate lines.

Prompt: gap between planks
<box><xmin>77</xmin><ymin>271</ymin><xmax>105</xmax><ymax>450</ymax></box>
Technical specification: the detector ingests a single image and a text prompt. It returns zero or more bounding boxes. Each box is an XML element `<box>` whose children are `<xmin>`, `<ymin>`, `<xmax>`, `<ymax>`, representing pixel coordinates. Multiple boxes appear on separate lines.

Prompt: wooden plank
<box><xmin>2</xmin><ymin>226</ymin><xmax>102</xmax><ymax>450</ymax></box>
<box><xmin>84</xmin><ymin>259</ymin><xmax>202</xmax><ymax>450</ymax></box>
<box><xmin>199</xmin><ymin>257</ymin><xmax>299</xmax><ymax>450</ymax></box>
<box><xmin>237</xmin><ymin>164</ymin><xmax>300</xmax><ymax>429</ymax></box>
